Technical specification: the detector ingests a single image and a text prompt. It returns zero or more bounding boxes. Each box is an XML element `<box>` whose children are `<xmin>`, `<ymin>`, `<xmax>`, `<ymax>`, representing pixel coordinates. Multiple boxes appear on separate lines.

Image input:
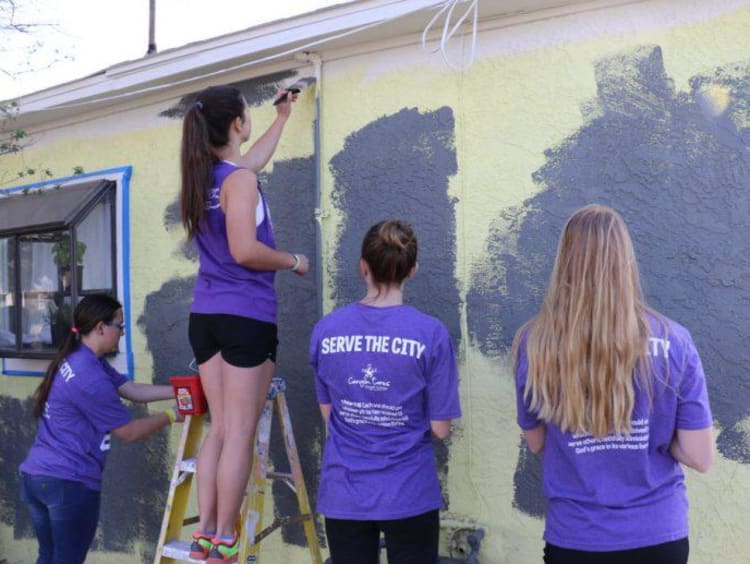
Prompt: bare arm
<box><xmin>670</xmin><ymin>427</ymin><xmax>714</xmax><ymax>473</ymax></box>
<box><xmin>118</xmin><ymin>381</ymin><xmax>174</xmax><ymax>403</ymax></box>
<box><xmin>523</xmin><ymin>424</ymin><xmax>546</xmax><ymax>454</ymax></box>
<box><xmin>222</xmin><ymin>169</ymin><xmax>309</xmax><ymax>274</ymax></box>
<box><xmin>430</xmin><ymin>420</ymin><xmax>452</xmax><ymax>440</ymax></box>
<box><xmin>319</xmin><ymin>403</ymin><xmax>331</xmax><ymax>426</ymax></box>
<box><xmin>112</xmin><ymin>409</ymin><xmax>177</xmax><ymax>443</ymax></box>
<box><xmin>237</xmin><ymin>92</ymin><xmax>295</xmax><ymax>172</ymax></box>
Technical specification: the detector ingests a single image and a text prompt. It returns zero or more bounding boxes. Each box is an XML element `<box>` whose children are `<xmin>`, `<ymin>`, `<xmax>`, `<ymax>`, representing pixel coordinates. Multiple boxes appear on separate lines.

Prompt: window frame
<box><xmin>0</xmin><ymin>167</ymin><xmax>133</xmax><ymax>378</ymax></box>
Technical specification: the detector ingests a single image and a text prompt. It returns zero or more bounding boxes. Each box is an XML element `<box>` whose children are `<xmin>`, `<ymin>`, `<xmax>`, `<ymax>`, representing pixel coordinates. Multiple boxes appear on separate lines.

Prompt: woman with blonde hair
<box><xmin>513</xmin><ymin>204</ymin><xmax>713</xmax><ymax>564</ymax></box>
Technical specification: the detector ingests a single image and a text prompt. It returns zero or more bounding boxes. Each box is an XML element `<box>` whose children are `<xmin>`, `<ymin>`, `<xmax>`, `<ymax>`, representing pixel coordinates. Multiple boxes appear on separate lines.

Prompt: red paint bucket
<box><xmin>169</xmin><ymin>375</ymin><xmax>207</xmax><ymax>415</ymax></box>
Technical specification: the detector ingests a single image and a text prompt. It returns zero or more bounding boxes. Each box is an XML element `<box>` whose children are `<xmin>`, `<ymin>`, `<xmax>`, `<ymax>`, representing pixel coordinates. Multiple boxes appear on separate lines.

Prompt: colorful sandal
<box><xmin>207</xmin><ymin>531</ymin><xmax>239</xmax><ymax>563</ymax></box>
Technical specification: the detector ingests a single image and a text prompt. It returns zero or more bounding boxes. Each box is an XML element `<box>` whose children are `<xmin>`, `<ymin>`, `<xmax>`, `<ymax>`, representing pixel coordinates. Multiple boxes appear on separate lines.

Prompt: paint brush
<box><xmin>272</xmin><ymin>78</ymin><xmax>315</xmax><ymax>105</ymax></box>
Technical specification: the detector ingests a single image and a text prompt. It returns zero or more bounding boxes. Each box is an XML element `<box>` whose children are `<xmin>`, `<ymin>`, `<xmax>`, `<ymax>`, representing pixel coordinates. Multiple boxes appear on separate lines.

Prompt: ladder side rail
<box><xmin>153</xmin><ymin>414</ymin><xmax>204</xmax><ymax>564</ymax></box>
<box><xmin>275</xmin><ymin>391</ymin><xmax>324</xmax><ymax>564</ymax></box>
<box><xmin>239</xmin><ymin>396</ymin><xmax>275</xmax><ymax>562</ymax></box>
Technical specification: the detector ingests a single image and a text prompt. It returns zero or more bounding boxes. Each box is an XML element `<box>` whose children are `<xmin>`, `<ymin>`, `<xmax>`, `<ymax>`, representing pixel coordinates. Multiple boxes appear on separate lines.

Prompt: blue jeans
<box><xmin>19</xmin><ymin>472</ymin><xmax>101</xmax><ymax>564</ymax></box>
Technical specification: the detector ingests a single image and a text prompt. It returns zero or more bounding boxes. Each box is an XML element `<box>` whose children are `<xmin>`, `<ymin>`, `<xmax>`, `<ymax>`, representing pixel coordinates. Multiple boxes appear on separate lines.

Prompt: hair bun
<box><xmin>379</xmin><ymin>220</ymin><xmax>409</xmax><ymax>250</ymax></box>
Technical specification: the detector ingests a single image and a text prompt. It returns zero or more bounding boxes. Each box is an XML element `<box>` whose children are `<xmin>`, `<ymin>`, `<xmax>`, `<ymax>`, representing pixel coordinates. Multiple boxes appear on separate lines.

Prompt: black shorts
<box><xmin>543</xmin><ymin>538</ymin><xmax>689</xmax><ymax>564</ymax></box>
<box><xmin>325</xmin><ymin>509</ymin><xmax>439</xmax><ymax>564</ymax></box>
<box><xmin>188</xmin><ymin>313</ymin><xmax>278</xmax><ymax>368</ymax></box>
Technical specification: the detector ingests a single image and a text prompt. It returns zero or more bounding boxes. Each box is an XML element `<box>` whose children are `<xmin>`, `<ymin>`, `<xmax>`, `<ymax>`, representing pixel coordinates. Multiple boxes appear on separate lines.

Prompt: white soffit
<box><xmin>12</xmin><ymin>0</ymin><xmax>621</xmax><ymax>122</ymax></box>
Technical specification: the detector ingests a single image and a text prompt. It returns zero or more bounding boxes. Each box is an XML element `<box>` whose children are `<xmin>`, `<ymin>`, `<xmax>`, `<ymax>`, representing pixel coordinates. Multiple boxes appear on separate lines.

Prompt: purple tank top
<box><xmin>191</xmin><ymin>160</ymin><xmax>277</xmax><ymax>324</ymax></box>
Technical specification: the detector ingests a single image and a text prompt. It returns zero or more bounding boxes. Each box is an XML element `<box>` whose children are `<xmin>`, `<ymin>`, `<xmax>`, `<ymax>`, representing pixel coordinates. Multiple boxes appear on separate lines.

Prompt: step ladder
<box><xmin>153</xmin><ymin>377</ymin><xmax>323</xmax><ymax>564</ymax></box>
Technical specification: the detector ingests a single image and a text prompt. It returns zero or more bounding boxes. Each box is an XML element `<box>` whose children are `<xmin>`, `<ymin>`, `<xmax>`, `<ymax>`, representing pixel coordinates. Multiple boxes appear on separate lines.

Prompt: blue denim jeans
<box><xmin>19</xmin><ymin>472</ymin><xmax>101</xmax><ymax>564</ymax></box>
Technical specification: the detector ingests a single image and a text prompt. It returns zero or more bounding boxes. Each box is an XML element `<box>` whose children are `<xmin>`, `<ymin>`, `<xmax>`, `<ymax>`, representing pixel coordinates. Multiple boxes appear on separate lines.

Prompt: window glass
<box><xmin>0</xmin><ymin>179</ymin><xmax>118</xmax><ymax>359</ymax></box>
<box><xmin>0</xmin><ymin>238</ymin><xmax>15</xmax><ymax>349</ymax></box>
<box><xmin>19</xmin><ymin>233</ymin><xmax>63</xmax><ymax>351</ymax></box>
<box><xmin>78</xmin><ymin>194</ymin><xmax>113</xmax><ymax>292</ymax></box>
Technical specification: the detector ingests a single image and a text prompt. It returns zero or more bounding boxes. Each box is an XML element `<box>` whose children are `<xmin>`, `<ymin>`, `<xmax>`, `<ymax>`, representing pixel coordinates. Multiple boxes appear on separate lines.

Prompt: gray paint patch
<box><xmin>0</xmin><ymin>396</ymin><xmax>35</xmax><ymax>537</ymax></box>
<box><xmin>467</xmin><ymin>45</ymin><xmax>750</xmax><ymax>515</ymax></box>
<box><xmin>512</xmin><ymin>442</ymin><xmax>545</xmax><ymax>519</ymax></box>
<box><xmin>260</xmin><ymin>156</ymin><xmax>324</xmax><ymax>546</ymax></box>
<box><xmin>98</xmin><ymin>403</ymin><xmax>170</xmax><ymax>563</ymax></box>
<box><xmin>1</xmin><ymin>398</ymin><xmax>169</xmax><ymax>563</ymax></box>
<box><xmin>138</xmin><ymin>276</ymin><xmax>197</xmax><ymax>384</ymax></box>
<box><xmin>329</xmin><ymin>106</ymin><xmax>460</xmax><ymax>340</ymax></box>
<box><xmin>159</xmin><ymin>72</ymin><xmax>314</xmax><ymax>118</ymax></box>
<box><xmin>329</xmin><ymin>106</ymin><xmax>460</xmax><ymax>506</ymax></box>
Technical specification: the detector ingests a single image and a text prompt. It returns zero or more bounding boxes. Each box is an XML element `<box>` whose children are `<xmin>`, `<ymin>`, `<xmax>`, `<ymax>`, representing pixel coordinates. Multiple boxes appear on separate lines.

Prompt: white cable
<box><xmin>421</xmin><ymin>0</ymin><xmax>479</xmax><ymax>71</ymax></box>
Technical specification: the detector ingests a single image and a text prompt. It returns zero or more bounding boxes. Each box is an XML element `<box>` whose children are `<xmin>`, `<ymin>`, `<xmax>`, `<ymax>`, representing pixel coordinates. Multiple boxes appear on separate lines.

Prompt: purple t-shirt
<box><xmin>516</xmin><ymin>315</ymin><xmax>713</xmax><ymax>551</ymax></box>
<box><xmin>20</xmin><ymin>345</ymin><xmax>132</xmax><ymax>491</ymax></box>
<box><xmin>309</xmin><ymin>302</ymin><xmax>462</xmax><ymax>520</ymax></box>
<box><xmin>191</xmin><ymin>160</ymin><xmax>278</xmax><ymax>324</ymax></box>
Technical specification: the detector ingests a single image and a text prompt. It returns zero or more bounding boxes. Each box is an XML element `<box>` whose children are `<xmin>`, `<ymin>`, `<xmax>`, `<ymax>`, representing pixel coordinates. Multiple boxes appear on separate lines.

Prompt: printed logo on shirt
<box><xmin>100</xmin><ymin>432</ymin><xmax>112</xmax><ymax>452</ymax></box>
<box><xmin>348</xmin><ymin>364</ymin><xmax>391</xmax><ymax>392</ymax></box>
<box><xmin>320</xmin><ymin>335</ymin><xmax>426</xmax><ymax>359</ymax></box>
<box><xmin>60</xmin><ymin>360</ymin><xmax>75</xmax><ymax>383</ymax></box>
<box><xmin>43</xmin><ymin>402</ymin><xmax>51</xmax><ymax>420</ymax></box>
<box><xmin>568</xmin><ymin>418</ymin><xmax>650</xmax><ymax>455</ymax></box>
<box><xmin>648</xmin><ymin>337</ymin><xmax>670</xmax><ymax>358</ymax></box>
<box><xmin>206</xmin><ymin>187</ymin><xmax>221</xmax><ymax>210</ymax></box>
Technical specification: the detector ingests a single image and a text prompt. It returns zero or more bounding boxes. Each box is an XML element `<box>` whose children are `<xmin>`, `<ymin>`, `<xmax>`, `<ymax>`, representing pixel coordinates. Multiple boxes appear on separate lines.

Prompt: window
<box><xmin>0</xmin><ymin>179</ymin><xmax>116</xmax><ymax>358</ymax></box>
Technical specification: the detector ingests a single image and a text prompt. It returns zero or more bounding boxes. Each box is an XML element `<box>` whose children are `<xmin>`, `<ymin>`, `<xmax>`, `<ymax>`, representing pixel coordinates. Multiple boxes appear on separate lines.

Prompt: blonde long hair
<box><xmin>512</xmin><ymin>204</ymin><xmax>651</xmax><ymax>437</ymax></box>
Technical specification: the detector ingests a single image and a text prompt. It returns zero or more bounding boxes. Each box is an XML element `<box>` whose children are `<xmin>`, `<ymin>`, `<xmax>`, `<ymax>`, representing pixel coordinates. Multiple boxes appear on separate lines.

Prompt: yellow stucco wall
<box><xmin>2</xmin><ymin>1</ymin><xmax>749</xmax><ymax>562</ymax></box>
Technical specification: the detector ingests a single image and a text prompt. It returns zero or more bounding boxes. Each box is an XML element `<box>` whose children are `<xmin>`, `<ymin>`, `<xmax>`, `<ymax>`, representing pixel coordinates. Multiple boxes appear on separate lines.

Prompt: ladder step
<box><xmin>162</xmin><ymin>540</ymin><xmax>204</xmax><ymax>562</ymax></box>
<box><xmin>178</xmin><ymin>461</ymin><xmax>292</xmax><ymax>487</ymax></box>
<box><xmin>180</xmin><ymin>457</ymin><xmax>197</xmax><ymax>473</ymax></box>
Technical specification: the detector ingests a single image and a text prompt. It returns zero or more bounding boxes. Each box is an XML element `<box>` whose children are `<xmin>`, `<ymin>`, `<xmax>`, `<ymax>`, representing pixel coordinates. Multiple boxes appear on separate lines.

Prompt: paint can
<box><xmin>169</xmin><ymin>375</ymin><xmax>207</xmax><ymax>415</ymax></box>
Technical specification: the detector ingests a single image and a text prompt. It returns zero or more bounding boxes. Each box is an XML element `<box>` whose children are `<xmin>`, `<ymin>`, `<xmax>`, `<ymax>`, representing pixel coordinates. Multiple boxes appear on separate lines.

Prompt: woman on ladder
<box><xmin>180</xmin><ymin>84</ymin><xmax>308</xmax><ymax>563</ymax></box>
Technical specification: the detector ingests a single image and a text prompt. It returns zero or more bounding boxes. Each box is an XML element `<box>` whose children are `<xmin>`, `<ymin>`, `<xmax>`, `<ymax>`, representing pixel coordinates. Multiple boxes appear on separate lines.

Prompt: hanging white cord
<box><xmin>421</xmin><ymin>0</ymin><xmax>479</xmax><ymax>71</ymax></box>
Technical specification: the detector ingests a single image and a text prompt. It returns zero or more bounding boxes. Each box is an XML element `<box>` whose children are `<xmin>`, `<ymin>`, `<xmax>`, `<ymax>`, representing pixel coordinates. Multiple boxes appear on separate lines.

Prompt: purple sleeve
<box><xmin>676</xmin><ymin>336</ymin><xmax>713</xmax><ymax>430</ymax></box>
<box><xmin>75</xmin><ymin>370</ymin><xmax>132</xmax><ymax>433</ymax></box>
<box><xmin>309</xmin><ymin>325</ymin><xmax>331</xmax><ymax>404</ymax></box>
<box><xmin>515</xmin><ymin>343</ymin><xmax>542</xmax><ymax>430</ymax></box>
<box><xmin>101</xmin><ymin>359</ymin><xmax>128</xmax><ymax>388</ymax></box>
<box><xmin>425</xmin><ymin>327</ymin><xmax>461</xmax><ymax>420</ymax></box>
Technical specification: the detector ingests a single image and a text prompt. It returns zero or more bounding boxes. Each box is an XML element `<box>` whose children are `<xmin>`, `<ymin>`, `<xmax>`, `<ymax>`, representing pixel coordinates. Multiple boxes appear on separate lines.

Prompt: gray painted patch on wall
<box><xmin>467</xmin><ymin>45</ymin><xmax>750</xmax><ymax>516</ymax></box>
<box><xmin>329</xmin><ymin>106</ymin><xmax>460</xmax><ymax>505</ymax></box>
<box><xmin>99</xmin><ymin>403</ymin><xmax>171</xmax><ymax>563</ymax></box>
<box><xmin>0</xmin><ymin>396</ymin><xmax>35</xmax><ymax>536</ymax></box>
<box><xmin>329</xmin><ymin>106</ymin><xmax>460</xmax><ymax>340</ymax></box>
<box><xmin>260</xmin><ymin>156</ymin><xmax>324</xmax><ymax>546</ymax></box>
<box><xmin>1</xmin><ymin>398</ymin><xmax>169</xmax><ymax>563</ymax></box>
<box><xmin>159</xmin><ymin>71</ymin><xmax>312</xmax><ymax>118</ymax></box>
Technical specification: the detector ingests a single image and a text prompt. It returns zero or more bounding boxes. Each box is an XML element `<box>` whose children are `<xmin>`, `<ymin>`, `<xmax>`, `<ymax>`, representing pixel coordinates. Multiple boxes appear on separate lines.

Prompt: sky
<box><xmin>0</xmin><ymin>0</ymin><xmax>346</xmax><ymax>100</ymax></box>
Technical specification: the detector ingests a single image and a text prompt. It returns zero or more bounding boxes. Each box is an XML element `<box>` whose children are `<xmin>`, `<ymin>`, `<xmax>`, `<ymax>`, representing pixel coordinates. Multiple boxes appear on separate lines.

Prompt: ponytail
<box><xmin>33</xmin><ymin>331</ymin><xmax>78</xmax><ymax>418</ymax></box>
<box><xmin>32</xmin><ymin>294</ymin><xmax>122</xmax><ymax>419</ymax></box>
<box><xmin>181</xmin><ymin>105</ymin><xmax>213</xmax><ymax>239</ymax></box>
<box><xmin>180</xmin><ymin>86</ymin><xmax>247</xmax><ymax>240</ymax></box>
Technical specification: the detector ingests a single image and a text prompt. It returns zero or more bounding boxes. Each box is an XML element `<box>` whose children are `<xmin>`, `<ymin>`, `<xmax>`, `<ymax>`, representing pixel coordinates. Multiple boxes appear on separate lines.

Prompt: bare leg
<box><xmin>196</xmin><ymin>353</ymin><xmax>225</xmax><ymax>534</ymax></box>
<box><xmin>215</xmin><ymin>359</ymin><xmax>274</xmax><ymax>537</ymax></box>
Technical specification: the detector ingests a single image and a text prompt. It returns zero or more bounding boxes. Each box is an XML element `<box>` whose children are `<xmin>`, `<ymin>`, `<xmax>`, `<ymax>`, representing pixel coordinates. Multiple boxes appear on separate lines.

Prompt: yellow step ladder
<box><xmin>153</xmin><ymin>377</ymin><xmax>323</xmax><ymax>564</ymax></box>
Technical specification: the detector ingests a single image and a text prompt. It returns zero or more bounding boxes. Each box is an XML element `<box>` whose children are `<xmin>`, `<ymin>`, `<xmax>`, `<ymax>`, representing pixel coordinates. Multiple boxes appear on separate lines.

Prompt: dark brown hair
<box><xmin>33</xmin><ymin>294</ymin><xmax>122</xmax><ymax>418</ymax></box>
<box><xmin>361</xmin><ymin>220</ymin><xmax>418</xmax><ymax>286</ymax></box>
<box><xmin>180</xmin><ymin>85</ymin><xmax>246</xmax><ymax>239</ymax></box>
